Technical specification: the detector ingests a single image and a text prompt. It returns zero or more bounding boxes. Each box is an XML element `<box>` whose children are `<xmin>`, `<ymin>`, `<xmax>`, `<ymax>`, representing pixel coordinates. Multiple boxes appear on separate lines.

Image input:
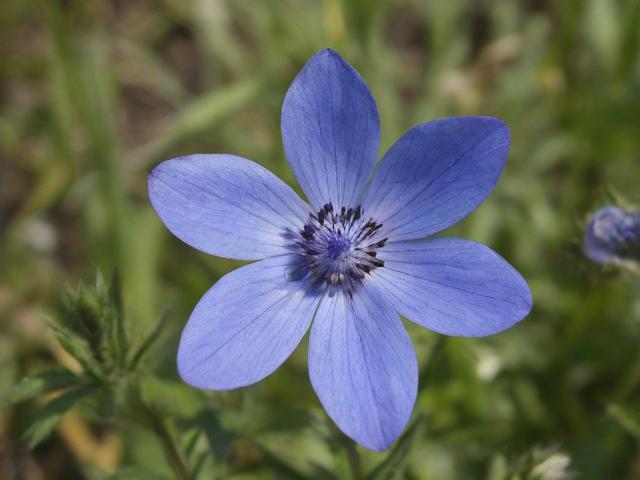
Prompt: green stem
<box><xmin>131</xmin><ymin>384</ymin><xmax>189</xmax><ymax>480</ymax></box>
<box><xmin>145</xmin><ymin>407</ymin><xmax>190</xmax><ymax>480</ymax></box>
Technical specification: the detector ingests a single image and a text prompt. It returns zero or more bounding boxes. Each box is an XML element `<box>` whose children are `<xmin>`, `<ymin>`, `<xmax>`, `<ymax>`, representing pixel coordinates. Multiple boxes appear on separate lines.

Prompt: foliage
<box><xmin>1</xmin><ymin>0</ymin><xmax>640</xmax><ymax>478</ymax></box>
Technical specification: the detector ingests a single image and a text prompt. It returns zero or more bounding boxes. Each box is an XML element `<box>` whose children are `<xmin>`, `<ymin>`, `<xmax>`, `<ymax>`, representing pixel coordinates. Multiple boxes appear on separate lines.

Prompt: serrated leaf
<box><xmin>22</xmin><ymin>386</ymin><xmax>92</xmax><ymax>448</ymax></box>
<box><xmin>1</xmin><ymin>368</ymin><xmax>82</xmax><ymax>408</ymax></box>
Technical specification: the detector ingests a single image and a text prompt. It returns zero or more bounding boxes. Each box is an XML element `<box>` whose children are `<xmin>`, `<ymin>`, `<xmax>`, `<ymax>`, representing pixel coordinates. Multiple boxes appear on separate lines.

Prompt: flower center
<box><xmin>326</xmin><ymin>235</ymin><xmax>352</xmax><ymax>259</ymax></box>
<box><xmin>290</xmin><ymin>203</ymin><xmax>387</xmax><ymax>293</ymax></box>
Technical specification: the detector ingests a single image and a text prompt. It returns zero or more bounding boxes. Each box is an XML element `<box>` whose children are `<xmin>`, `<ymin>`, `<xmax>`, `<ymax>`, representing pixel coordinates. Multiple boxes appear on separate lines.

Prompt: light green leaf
<box><xmin>608</xmin><ymin>404</ymin><xmax>640</xmax><ymax>439</ymax></box>
<box><xmin>22</xmin><ymin>386</ymin><xmax>92</xmax><ymax>448</ymax></box>
<box><xmin>1</xmin><ymin>368</ymin><xmax>82</xmax><ymax>408</ymax></box>
<box><xmin>130</xmin><ymin>78</ymin><xmax>263</xmax><ymax>170</ymax></box>
<box><xmin>130</xmin><ymin>308</ymin><xmax>170</xmax><ymax>370</ymax></box>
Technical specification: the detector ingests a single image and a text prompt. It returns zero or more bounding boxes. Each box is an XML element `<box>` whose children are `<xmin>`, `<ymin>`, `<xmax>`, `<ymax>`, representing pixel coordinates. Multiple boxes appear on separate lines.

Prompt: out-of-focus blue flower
<box><xmin>148</xmin><ymin>49</ymin><xmax>532</xmax><ymax>451</ymax></box>
<box><xmin>584</xmin><ymin>206</ymin><xmax>640</xmax><ymax>265</ymax></box>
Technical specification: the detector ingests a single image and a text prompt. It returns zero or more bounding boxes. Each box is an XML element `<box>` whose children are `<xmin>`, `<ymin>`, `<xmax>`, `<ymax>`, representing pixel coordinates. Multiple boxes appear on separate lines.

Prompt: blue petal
<box><xmin>308</xmin><ymin>285</ymin><xmax>417</xmax><ymax>451</ymax></box>
<box><xmin>364</xmin><ymin>117</ymin><xmax>510</xmax><ymax>241</ymax></box>
<box><xmin>281</xmin><ymin>49</ymin><xmax>380</xmax><ymax>210</ymax></box>
<box><xmin>373</xmin><ymin>238</ymin><xmax>531</xmax><ymax>337</ymax></box>
<box><xmin>177</xmin><ymin>255</ymin><xmax>321</xmax><ymax>389</ymax></box>
<box><xmin>149</xmin><ymin>154</ymin><xmax>310</xmax><ymax>260</ymax></box>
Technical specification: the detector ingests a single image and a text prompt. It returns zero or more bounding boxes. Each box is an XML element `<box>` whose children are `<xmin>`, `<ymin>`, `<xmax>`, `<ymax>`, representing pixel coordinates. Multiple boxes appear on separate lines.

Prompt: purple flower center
<box><xmin>291</xmin><ymin>203</ymin><xmax>387</xmax><ymax>292</ymax></box>
<box><xmin>326</xmin><ymin>235</ymin><xmax>352</xmax><ymax>259</ymax></box>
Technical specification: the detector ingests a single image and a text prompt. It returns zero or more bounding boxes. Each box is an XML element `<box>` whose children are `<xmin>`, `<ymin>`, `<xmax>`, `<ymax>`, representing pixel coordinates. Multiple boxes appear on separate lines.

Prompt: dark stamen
<box><xmin>289</xmin><ymin>204</ymin><xmax>387</xmax><ymax>293</ymax></box>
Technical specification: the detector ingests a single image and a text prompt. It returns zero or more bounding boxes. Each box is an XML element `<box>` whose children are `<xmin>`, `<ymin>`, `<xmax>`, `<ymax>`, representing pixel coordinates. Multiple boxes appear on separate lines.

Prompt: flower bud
<box><xmin>584</xmin><ymin>206</ymin><xmax>640</xmax><ymax>264</ymax></box>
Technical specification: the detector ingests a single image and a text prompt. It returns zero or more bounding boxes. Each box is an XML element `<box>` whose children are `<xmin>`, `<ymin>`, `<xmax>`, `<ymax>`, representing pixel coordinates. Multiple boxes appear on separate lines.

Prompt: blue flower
<box><xmin>148</xmin><ymin>49</ymin><xmax>532</xmax><ymax>451</ymax></box>
<box><xmin>584</xmin><ymin>206</ymin><xmax>640</xmax><ymax>265</ymax></box>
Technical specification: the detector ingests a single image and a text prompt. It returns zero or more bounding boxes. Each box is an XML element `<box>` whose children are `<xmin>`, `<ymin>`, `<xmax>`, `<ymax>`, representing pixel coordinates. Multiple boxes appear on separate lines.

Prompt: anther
<box><xmin>290</xmin><ymin>204</ymin><xmax>387</xmax><ymax>293</ymax></box>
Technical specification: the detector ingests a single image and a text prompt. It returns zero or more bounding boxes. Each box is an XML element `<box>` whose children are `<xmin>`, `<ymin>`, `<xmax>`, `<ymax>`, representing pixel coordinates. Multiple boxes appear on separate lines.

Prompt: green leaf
<box><xmin>197</xmin><ymin>409</ymin><xmax>233</xmax><ymax>460</ymax></box>
<box><xmin>1</xmin><ymin>368</ymin><xmax>82</xmax><ymax>408</ymax></box>
<box><xmin>22</xmin><ymin>386</ymin><xmax>93</xmax><ymax>448</ymax></box>
<box><xmin>129</xmin><ymin>308</ymin><xmax>170</xmax><ymax>370</ymax></box>
<box><xmin>44</xmin><ymin>315</ymin><xmax>101</xmax><ymax>377</ymax></box>
<box><xmin>367</xmin><ymin>416</ymin><xmax>425</xmax><ymax>480</ymax></box>
<box><xmin>108</xmin><ymin>467</ymin><xmax>170</xmax><ymax>480</ymax></box>
<box><xmin>130</xmin><ymin>79</ymin><xmax>263</xmax><ymax>170</ymax></box>
<box><xmin>487</xmin><ymin>454</ymin><xmax>509</xmax><ymax>480</ymax></box>
<box><xmin>109</xmin><ymin>269</ymin><xmax>128</xmax><ymax>368</ymax></box>
<box><xmin>608</xmin><ymin>404</ymin><xmax>640</xmax><ymax>439</ymax></box>
<box><xmin>250</xmin><ymin>441</ymin><xmax>310</xmax><ymax>480</ymax></box>
<box><xmin>137</xmin><ymin>376</ymin><xmax>205</xmax><ymax>419</ymax></box>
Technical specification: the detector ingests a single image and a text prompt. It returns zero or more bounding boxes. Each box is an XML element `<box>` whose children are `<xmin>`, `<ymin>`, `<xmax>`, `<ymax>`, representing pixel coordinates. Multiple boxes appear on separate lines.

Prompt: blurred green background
<box><xmin>2</xmin><ymin>0</ymin><xmax>640</xmax><ymax>478</ymax></box>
